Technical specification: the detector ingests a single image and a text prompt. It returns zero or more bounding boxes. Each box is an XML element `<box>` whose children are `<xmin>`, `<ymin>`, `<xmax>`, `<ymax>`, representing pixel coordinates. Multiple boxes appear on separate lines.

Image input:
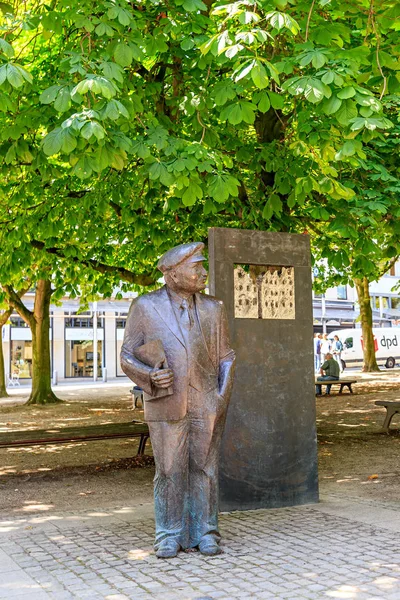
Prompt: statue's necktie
<box><xmin>180</xmin><ymin>299</ymin><xmax>193</xmax><ymax>330</ymax></box>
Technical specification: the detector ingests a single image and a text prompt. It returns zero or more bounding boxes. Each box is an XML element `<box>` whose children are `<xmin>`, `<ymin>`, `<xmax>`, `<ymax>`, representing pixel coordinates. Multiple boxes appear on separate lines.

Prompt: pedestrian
<box><xmin>316</xmin><ymin>352</ymin><xmax>340</xmax><ymax>396</ymax></box>
<box><xmin>332</xmin><ymin>334</ymin><xmax>343</xmax><ymax>372</ymax></box>
<box><xmin>320</xmin><ymin>333</ymin><xmax>331</xmax><ymax>364</ymax></box>
<box><xmin>314</xmin><ymin>333</ymin><xmax>322</xmax><ymax>373</ymax></box>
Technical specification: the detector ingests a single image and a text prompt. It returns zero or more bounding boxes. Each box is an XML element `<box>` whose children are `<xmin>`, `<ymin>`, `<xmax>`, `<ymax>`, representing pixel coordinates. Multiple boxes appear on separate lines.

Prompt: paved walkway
<box><xmin>1</xmin><ymin>494</ymin><xmax>400</xmax><ymax>600</ymax></box>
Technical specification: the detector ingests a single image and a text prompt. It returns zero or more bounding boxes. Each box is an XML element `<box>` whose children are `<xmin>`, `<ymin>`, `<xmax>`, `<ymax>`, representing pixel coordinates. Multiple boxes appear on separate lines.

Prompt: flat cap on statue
<box><xmin>157</xmin><ymin>242</ymin><xmax>206</xmax><ymax>273</ymax></box>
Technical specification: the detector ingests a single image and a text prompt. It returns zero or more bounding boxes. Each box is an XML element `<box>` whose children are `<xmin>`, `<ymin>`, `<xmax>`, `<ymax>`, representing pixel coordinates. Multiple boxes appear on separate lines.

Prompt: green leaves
<box><xmin>0</xmin><ymin>0</ymin><xmax>399</xmax><ymax>316</ymax></box>
<box><xmin>251</xmin><ymin>61</ymin><xmax>269</xmax><ymax>89</ymax></box>
<box><xmin>42</xmin><ymin>128</ymin><xmax>78</xmax><ymax>155</ymax></box>
<box><xmin>182</xmin><ymin>180</ymin><xmax>203</xmax><ymax>206</ymax></box>
<box><xmin>148</xmin><ymin>161</ymin><xmax>174</xmax><ymax>187</ymax></box>
<box><xmin>213</xmin><ymin>81</ymin><xmax>237</xmax><ymax>106</ymax></box>
<box><xmin>81</xmin><ymin>121</ymin><xmax>105</xmax><ymax>140</ymax></box>
<box><xmin>322</xmin><ymin>94</ymin><xmax>342</xmax><ymax>115</ymax></box>
<box><xmin>350</xmin><ymin>116</ymin><xmax>393</xmax><ymax>131</ymax></box>
<box><xmin>208</xmin><ymin>174</ymin><xmax>239</xmax><ymax>202</ymax></box>
<box><xmin>298</xmin><ymin>48</ymin><xmax>330</xmax><ymax>69</ymax></box>
<box><xmin>0</xmin><ymin>38</ymin><xmax>14</xmax><ymax>58</ymax></box>
<box><xmin>337</xmin><ymin>86</ymin><xmax>356</xmax><ymax>99</ymax></box>
<box><xmin>336</xmin><ymin>99</ymin><xmax>358</xmax><ymax>125</ymax></box>
<box><xmin>283</xmin><ymin>76</ymin><xmax>331</xmax><ymax>103</ymax></box>
<box><xmin>220</xmin><ymin>101</ymin><xmax>256</xmax><ymax>124</ymax></box>
<box><xmin>114</xmin><ymin>43</ymin><xmax>133</xmax><ymax>67</ymax></box>
<box><xmin>265</xmin><ymin>11</ymin><xmax>299</xmax><ymax>34</ymax></box>
<box><xmin>181</xmin><ymin>0</ymin><xmax>207</xmax><ymax>11</ymax></box>
<box><xmin>54</xmin><ymin>88</ymin><xmax>71</xmax><ymax>112</ymax></box>
<box><xmin>0</xmin><ymin>63</ymin><xmax>32</xmax><ymax>88</ymax></box>
<box><xmin>72</xmin><ymin>76</ymin><xmax>116</xmax><ymax>99</ymax></box>
<box><xmin>262</xmin><ymin>193</ymin><xmax>283</xmax><ymax>220</ymax></box>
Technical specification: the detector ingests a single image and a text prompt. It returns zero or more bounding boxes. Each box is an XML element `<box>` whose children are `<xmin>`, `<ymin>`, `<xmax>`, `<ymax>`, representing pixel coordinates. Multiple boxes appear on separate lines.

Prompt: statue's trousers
<box><xmin>148</xmin><ymin>385</ymin><xmax>226</xmax><ymax>550</ymax></box>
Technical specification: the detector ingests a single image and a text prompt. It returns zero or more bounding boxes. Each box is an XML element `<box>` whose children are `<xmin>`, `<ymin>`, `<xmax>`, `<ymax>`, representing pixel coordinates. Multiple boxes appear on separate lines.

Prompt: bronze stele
<box><xmin>121</xmin><ymin>242</ymin><xmax>236</xmax><ymax>558</ymax></box>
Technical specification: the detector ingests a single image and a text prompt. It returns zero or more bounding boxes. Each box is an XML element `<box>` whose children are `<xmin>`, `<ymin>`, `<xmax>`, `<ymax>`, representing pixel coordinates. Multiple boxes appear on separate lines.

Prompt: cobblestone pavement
<box><xmin>1</xmin><ymin>496</ymin><xmax>400</xmax><ymax>600</ymax></box>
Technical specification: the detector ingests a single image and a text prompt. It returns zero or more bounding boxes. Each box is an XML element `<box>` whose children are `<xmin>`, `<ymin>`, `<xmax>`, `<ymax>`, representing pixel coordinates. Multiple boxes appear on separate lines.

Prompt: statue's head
<box><xmin>157</xmin><ymin>242</ymin><xmax>207</xmax><ymax>295</ymax></box>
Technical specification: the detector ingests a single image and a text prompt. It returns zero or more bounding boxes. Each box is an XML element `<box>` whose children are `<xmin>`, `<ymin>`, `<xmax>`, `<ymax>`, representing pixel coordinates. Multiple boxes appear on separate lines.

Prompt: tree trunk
<box><xmin>26</xmin><ymin>280</ymin><xmax>61</xmax><ymax>405</ymax></box>
<box><xmin>354</xmin><ymin>277</ymin><xmax>380</xmax><ymax>372</ymax></box>
<box><xmin>0</xmin><ymin>309</ymin><xmax>11</xmax><ymax>397</ymax></box>
<box><xmin>0</xmin><ymin>323</ymin><xmax>8</xmax><ymax>397</ymax></box>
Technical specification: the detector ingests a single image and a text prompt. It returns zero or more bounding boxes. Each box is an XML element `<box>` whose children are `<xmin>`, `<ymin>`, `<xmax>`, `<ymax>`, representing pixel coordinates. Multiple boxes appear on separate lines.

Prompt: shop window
<box><xmin>65</xmin><ymin>340</ymin><xmax>103</xmax><ymax>378</ymax></box>
<box><xmin>10</xmin><ymin>341</ymin><xmax>33</xmax><ymax>378</ymax></box>
<box><xmin>116</xmin><ymin>313</ymin><xmax>128</xmax><ymax>376</ymax></box>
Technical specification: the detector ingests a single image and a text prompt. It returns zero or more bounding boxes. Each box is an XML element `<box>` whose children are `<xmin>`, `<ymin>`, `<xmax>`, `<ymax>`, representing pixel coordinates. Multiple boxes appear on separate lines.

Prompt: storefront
<box><xmin>116</xmin><ymin>313</ymin><xmax>127</xmax><ymax>377</ymax></box>
<box><xmin>64</xmin><ymin>312</ymin><xmax>104</xmax><ymax>378</ymax></box>
<box><xmin>1</xmin><ymin>293</ymin><xmax>134</xmax><ymax>383</ymax></box>
<box><xmin>6</xmin><ymin>316</ymin><xmax>53</xmax><ymax>379</ymax></box>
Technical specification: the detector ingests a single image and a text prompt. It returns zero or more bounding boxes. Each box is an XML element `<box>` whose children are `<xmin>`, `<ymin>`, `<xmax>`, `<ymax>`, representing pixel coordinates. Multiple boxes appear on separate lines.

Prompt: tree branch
<box><xmin>305</xmin><ymin>0</ymin><xmax>316</xmax><ymax>42</ymax></box>
<box><xmin>2</xmin><ymin>285</ymin><xmax>34</xmax><ymax>327</ymax></box>
<box><xmin>0</xmin><ymin>308</ymin><xmax>12</xmax><ymax>328</ymax></box>
<box><xmin>30</xmin><ymin>240</ymin><xmax>156</xmax><ymax>286</ymax></box>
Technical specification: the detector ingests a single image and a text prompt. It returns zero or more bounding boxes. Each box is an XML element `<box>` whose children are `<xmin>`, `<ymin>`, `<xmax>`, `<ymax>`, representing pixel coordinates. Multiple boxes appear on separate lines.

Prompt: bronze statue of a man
<box><xmin>121</xmin><ymin>242</ymin><xmax>235</xmax><ymax>558</ymax></box>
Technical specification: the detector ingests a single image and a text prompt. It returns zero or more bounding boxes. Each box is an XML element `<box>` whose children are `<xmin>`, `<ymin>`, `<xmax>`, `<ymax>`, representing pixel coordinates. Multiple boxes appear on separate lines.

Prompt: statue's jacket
<box><xmin>120</xmin><ymin>285</ymin><xmax>235</xmax><ymax>422</ymax></box>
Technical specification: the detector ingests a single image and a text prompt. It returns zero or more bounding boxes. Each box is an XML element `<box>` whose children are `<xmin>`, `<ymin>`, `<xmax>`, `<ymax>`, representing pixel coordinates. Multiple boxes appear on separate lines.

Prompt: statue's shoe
<box><xmin>155</xmin><ymin>539</ymin><xmax>180</xmax><ymax>559</ymax></box>
<box><xmin>198</xmin><ymin>539</ymin><xmax>223</xmax><ymax>556</ymax></box>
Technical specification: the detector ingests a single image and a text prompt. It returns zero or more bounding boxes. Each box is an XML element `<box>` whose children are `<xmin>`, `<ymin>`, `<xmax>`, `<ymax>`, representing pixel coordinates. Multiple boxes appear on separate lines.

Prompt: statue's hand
<box><xmin>150</xmin><ymin>361</ymin><xmax>174</xmax><ymax>389</ymax></box>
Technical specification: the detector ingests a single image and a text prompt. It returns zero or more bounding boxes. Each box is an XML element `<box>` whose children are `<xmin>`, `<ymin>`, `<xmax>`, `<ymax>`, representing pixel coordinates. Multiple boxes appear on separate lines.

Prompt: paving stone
<box><xmin>1</xmin><ymin>504</ymin><xmax>400</xmax><ymax>600</ymax></box>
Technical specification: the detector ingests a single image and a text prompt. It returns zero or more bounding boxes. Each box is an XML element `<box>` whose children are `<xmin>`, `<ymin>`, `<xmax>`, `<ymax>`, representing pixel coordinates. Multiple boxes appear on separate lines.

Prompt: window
<box><xmin>65</xmin><ymin>311</ymin><xmax>104</xmax><ymax>328</ymax></box>
<box><xmin>116</xmin><ymin>313</ymin><xmax>128</xmax><ymax>376</ymax></box>
<box><xmin>65</xmin><ymin>340</ymin><xmax>103</xmax><ymax>378</ymax></box>
<box><xmin>344</xmin><ymin>337</ymin><xmax>353</xmax><ymax>349</ymax></box>
<box><xmin>337</xmin><ymin>285</ymin><xmax>347</xmax><ymax>300</ymax></box>
<box><xmin>10</xmin><ymin>341</ymin><xmax>32</xmax><ymax>378</ymax></box>
<box><xmin>116</xmin><ymin>313</ymin><xmax>128</xmax><ymax>329</ymax></box>
<box><xmin>391</xmin><ymin>297</ymin><xmax>400</xmax><ymax>310</ymax></box>
<box><xmin>382</xmin><ymin>297</ymin><xmax>389</xmax><ymax>309</ymax></box>
<box><xmin>372</xmin><ymin>297</ymin><xmax>380</xmax><ymax>309</ymax></box>
<box><xmin>10</xmin><ymin>316</ymin><xmax>29</xmax><ymax>328</ymax></box>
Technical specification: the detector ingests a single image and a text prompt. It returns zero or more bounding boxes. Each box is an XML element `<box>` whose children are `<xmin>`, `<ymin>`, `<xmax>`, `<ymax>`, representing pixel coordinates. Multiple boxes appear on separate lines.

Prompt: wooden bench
<box><xmin>0</xmin><ymin>421</ymin><xmax>150</xmax><ymax>456</ymax></box>
<box><xmin>375</xmin><ymin>401</ymin><xmax>400</xmax><ymax>432</ymax></box>
<box><xmin>315</xmin><ymin>379</ymin><xmax>358</xmax><ymax>394</ymax></box>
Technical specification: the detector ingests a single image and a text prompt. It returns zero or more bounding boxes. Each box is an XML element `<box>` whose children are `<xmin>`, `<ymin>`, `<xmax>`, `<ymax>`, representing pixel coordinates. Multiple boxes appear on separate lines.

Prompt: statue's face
<box><xmin>171</xmin><ymin>260</ymin><xmax>208</xmax><ymax>294</ymax></box>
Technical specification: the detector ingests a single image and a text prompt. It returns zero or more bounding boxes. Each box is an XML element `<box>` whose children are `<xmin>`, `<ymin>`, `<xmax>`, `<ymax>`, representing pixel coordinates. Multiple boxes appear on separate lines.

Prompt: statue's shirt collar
<box><xmin>167</xmin><ymin>288</ymin><xmax>194</xmax><ymax>309</ymax></box>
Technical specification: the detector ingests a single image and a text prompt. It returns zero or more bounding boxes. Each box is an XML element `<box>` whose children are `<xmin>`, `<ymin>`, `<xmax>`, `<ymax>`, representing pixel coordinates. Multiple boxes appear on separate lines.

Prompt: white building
<box><xmin>2</xmin><ymin>294</ymin><xmax>135</xmax><ymax>383</ymax></box>
<box><xmin>313</xmin><ymin>262</ymin><xmax>400</xmax><ymax>333</ymax></box>
<box><xmin>3</xmin><ymin>261</ymin><xmax>400</xmax><ymax>381</ymax></box>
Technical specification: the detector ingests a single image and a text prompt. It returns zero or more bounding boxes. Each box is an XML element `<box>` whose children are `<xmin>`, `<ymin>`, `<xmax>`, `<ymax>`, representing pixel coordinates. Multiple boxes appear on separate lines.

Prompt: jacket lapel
<box><xmin>149</xmin><ymin>286</ymin><xmax>185</xmax><ymax>348</ymax></box>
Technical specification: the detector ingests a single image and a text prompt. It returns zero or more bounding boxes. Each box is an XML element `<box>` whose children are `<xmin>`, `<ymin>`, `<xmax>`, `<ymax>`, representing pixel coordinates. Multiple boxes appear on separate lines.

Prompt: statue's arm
<box><xmin>218</xmin><ymin>302</ymin><xmax>236</xmax><ymax>399</ymax></box>
<box><xmin>120</xmin><ymin>300</ymin><xmax>153</xmax><ymax>395</ymax></box>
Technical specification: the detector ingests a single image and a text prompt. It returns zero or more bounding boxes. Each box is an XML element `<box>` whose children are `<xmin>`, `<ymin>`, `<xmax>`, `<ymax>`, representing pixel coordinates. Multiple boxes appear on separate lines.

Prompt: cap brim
<box><xmin>188</xmin><ymin>254</ymin><xmax>206</xmax><ymax>263</ymax></box>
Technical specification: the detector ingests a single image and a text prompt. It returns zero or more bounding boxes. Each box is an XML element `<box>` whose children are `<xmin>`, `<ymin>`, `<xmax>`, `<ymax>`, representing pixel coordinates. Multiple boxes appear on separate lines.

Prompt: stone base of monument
<box><xmin>209</xmin><ymin>227</ymin><xmax>319</xmax><ymax>511</ymax></box>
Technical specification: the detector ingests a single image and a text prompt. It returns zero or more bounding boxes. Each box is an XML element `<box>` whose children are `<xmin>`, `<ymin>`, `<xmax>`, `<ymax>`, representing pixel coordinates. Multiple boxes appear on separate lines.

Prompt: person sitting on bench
<box><xmin>316</xmin><ymin>352</ymin><xmax>340</xmax><ymax>396</ymax></box>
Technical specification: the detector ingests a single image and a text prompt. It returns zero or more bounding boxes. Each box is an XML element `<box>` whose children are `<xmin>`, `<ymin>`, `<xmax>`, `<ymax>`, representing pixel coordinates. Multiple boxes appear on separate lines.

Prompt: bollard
<box><xmin>102</xmin><ymin>368</ymin><xmax>107</xmax><ymax>383</ymax></box>
<box><xmin>52</xmin><ymin>370</ymin><xmax>58</xmax><ymax>386</ymax></box>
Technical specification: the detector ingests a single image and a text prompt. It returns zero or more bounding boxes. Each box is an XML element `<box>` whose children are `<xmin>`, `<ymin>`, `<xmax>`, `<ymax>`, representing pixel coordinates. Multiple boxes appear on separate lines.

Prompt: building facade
<box><xmin>2</xmin><ymin>294</ymin><xmax>134</xmax><ymax>382</ymax></box>
<box><xmin>3</xmin><ymin>262</ymin><xmax>400</xmax><ymax>381</ymax></box>
<box><xmin>313</xmin><ymin>262</ymin><xmax>400</xmax><ymax>333</ymax></box>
